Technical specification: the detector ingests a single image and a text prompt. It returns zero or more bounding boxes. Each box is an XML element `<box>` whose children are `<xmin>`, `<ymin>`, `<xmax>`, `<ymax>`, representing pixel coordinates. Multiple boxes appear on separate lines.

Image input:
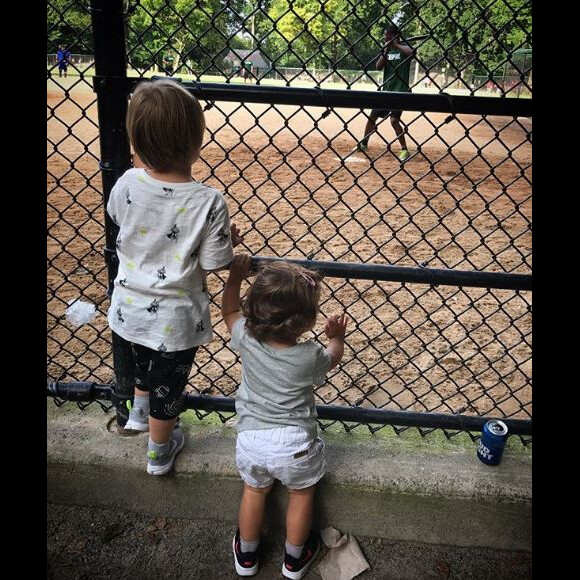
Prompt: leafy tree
<box><xmin>47</xmin><ymin>0</ymin><xmax>531</xmax><ymax>81</ymax></box>
<box><xmin>47</xmin><ymin>0</ymin><xmax>92</xmax><ymax>53</ymax></box>
<box><xmin>126</xmin><ymin>0</ymin><xmax>229</xmax><ymax>73</ymax></box>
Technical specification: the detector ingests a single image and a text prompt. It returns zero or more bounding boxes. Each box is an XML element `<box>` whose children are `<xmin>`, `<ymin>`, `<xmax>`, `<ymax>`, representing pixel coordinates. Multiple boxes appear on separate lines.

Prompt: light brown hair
<box><xmin>242</xmin><ymin>261</ymin><xmax>323</xmax><ymax>343</ymax></box>
<box><xmin>126</xmin><ymin>79</ymin><xmax>205</xmax><ymax>172</ymax></box>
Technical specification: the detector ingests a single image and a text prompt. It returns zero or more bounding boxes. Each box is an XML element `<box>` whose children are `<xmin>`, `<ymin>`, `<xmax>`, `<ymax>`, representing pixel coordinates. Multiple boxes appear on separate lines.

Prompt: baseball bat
<box><xmin>405</xmin><ymin>34</ymin><xmax>429</xmax><ymax>42</ymax></box>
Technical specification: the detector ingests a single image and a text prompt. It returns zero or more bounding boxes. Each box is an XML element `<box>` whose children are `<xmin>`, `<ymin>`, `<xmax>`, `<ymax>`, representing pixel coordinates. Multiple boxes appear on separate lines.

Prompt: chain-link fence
<box><xmin>47</xmin><ymin>0</ymin><xmax>531</xmax><ymax>441</ymax></box>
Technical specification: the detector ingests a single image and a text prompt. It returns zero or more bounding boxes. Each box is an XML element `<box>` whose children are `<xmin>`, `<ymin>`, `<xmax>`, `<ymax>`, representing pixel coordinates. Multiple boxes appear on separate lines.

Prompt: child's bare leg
<box><xmin>239</xmin><ymin>483</ymin><xmax>273</xmax><ymax>542</ymax></box>
<box><xmin>149</xmin><ymin>416</ymin><xmax>178</xmax><ymax>444</ymax></box>
<box><xmin>135</xmin><ymin>386</ymin><xmax>148</xmax><ymax>399</ymax></box>
<box><xmin>145</xmin><ymin>389</ymin><xmax>185</xmax><ymax>475</ymax></box>
<box><xmin>286</xmin><ymin>485</ymin><xmax>316</xmax><ymax>546</ymax></box>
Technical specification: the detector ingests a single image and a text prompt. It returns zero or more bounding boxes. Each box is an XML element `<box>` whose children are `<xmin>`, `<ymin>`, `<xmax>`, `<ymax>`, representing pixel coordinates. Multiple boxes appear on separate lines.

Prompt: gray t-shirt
<box><xmin>106</xmin><ymin>168</ymin><xmax>234</xmax><ymax>351</ymax></box>
<box><xmin>231</xmin><ymin>317</ymin><xmax>332</xmax><ymax>438</ymax></box>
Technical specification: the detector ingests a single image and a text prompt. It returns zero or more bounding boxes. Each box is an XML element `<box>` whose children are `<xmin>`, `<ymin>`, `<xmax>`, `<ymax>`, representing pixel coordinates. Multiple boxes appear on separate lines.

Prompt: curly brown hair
<box><xmin>242</xmin><ymin>261</ymin><xmax>323</xmax><ymax>343</ymax></box>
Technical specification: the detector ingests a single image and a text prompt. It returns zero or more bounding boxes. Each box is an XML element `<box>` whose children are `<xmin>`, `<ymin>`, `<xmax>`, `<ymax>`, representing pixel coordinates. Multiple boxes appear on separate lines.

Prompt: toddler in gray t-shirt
<box><xmin>222</xmin><ymin>254</ymin><xmax>348</xmax><ymax>578</ymax></box>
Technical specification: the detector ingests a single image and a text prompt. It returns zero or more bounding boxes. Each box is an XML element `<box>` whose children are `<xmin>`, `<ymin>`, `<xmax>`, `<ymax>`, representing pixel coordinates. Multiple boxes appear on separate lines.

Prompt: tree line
<box><xmin>47</xmin><ymin>0</ymin><xmax>531</xmax><ymax>76</ymax></box>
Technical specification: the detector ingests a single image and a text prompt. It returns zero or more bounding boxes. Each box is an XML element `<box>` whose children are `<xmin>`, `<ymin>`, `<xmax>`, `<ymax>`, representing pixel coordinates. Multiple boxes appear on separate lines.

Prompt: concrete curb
<box><xmin>47</xmin><ymin>403</ymin><xmax>531</xmax><ymax>550</ymax></box>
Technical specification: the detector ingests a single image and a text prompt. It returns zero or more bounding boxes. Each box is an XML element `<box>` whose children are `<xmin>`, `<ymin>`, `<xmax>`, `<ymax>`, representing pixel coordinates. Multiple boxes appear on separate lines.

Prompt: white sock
<box><xmin>148</xmin><ymin>438</ymin><xmax>169</xmax><ymax>453</ymax></box>
<box><xmin>285</xmin><ymin>540</ymin><xmax>303</xmax><ymax>559</ymax></box>
<box><xmin>133</xmin><ymin>394</ymin><xmax>149</xmax><ymax>412</ymax></box>
<box><xmin>240</xmin><ymin>537</ymin><xmax>259</xmax><ymax>553</ymax></box>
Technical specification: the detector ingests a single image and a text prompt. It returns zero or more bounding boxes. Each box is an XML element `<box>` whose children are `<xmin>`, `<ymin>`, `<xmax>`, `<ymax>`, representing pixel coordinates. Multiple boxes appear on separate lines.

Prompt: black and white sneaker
<box><xmin>232</xmin><ymin>528</ymin><xmax>260</xmax><ymax>576</ymax></box>
<box><xmin>282</xmin><ymin>530</ymin><xmax>321</xmax><ymax>579</ymax></box>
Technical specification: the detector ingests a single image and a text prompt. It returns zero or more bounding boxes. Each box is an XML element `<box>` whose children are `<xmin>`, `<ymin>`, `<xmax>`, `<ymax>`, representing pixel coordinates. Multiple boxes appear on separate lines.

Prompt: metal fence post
<box><xmin>90</xmin><ymin>0</ymin><xmax>132</xmax><ymax>427</ymax></box>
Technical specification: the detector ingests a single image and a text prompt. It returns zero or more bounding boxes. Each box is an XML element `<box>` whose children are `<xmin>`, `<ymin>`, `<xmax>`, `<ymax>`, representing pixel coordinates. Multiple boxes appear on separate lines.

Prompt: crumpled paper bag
<box><xmin>317</xmin><ymin>526</ymin><xmax>370</xmax><ymax>580</ymax></box>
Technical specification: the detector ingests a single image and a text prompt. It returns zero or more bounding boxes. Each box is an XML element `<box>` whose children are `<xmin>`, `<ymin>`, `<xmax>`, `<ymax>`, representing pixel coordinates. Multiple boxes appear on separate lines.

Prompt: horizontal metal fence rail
<box><xmin>47</xmin><ymin>381</ymin><xmax>532</xmax><ymax>436</ymax></box>
<box><xmin>252</xmin><ymin>257</ymin><xmax>532</xmax><ymax>291</ymax></box>
<box><xmin>95</xmin><ymin>76</ymin><xmax>533</xmax><ymax>117</ymax></box>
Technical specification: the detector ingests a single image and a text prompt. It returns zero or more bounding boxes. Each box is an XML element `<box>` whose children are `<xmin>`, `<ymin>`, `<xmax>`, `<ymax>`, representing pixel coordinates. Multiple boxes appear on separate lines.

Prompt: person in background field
<box><xmin>57</xmin><ymin>45</ymin><xmax>71</xmax><ymax>78</ymax></box>
<box><xmin>242</xmin><ymin>60</ymin><xmax>253</xmax><ymax>83</ymax></box>
<box><xmin>358</xmin><ymin>24</ymin><xmax>415</xmax><ymax>162</ymax></box>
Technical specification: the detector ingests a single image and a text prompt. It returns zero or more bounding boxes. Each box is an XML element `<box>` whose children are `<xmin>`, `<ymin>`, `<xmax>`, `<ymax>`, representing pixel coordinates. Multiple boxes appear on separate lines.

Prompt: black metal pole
<box><xmin>252</xmin><ymin>256</ymin><xmax>532</xmax><ymax>291</ymax></box>
<box><xmin>187</xmin><ymin>394</ymin><xmax>532</xmax><ymax>436</ymax></box>
<box><xmin>113</xmin><ymin>77</ymin><xmax>533</xmax><ymax>118</ymax></box>
<box><xmin>91</xmin><ymin>0</ymin><xmax>132</xmax><ymax>427</ymax></box>
<box><xmin>47</xmin><ymin>381</ymin><xmax>113</xmax><ymax>402</ymax></box>
<box><xmin>46</xmin><ymin>383</ymin><xmax>532</xmax><ymax>436</ymax></box>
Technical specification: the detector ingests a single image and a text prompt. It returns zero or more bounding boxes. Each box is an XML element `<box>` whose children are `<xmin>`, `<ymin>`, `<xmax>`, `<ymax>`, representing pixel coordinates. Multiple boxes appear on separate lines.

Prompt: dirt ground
<box><xmin>47</xmin><ymin>85</ymin><xmax>531</xmax><ymax>421</ymax></box>
<box><xmin>47</xmin><ymin>503</ymin><xmax>532</xmax><ymax>580</ymax></box>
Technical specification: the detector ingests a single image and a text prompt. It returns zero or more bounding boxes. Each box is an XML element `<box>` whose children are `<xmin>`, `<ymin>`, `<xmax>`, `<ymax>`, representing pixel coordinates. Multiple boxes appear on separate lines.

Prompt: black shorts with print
<box><xmin>112</xmin><ymin>332</ymin><xmax>197</xmax><ymax>420</ymax></box>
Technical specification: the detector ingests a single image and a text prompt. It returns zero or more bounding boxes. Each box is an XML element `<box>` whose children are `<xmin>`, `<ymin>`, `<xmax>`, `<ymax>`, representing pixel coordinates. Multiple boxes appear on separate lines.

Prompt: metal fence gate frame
<box><xmin>47</xmin><ymin>0</ymin><xmax>532</xmax><ymax>443</ymax></box>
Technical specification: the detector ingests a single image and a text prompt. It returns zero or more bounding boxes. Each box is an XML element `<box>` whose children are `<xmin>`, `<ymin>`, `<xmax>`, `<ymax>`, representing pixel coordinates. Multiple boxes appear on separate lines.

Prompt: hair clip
<box><xmin>301</xmin><ymin>272</ymin><xmax>316</xmax><ymax>287</ymax></box>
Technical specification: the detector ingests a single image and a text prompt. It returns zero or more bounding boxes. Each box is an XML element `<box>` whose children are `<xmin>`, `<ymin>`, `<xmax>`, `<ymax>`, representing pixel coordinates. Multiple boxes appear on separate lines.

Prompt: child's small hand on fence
<box><xmin>230</xmin><ymin>223</ymin><xmax>244</xmax><ymax>247</ymax></box>
<box><xmin>325</xmin><ymin>313</ymin><xmax>348</xmax><ymax>340</ymax></box>
<box><xmin>229</xmin><ymin>253</ymin><xmax>252</xmax><ymax>281</ymax></box>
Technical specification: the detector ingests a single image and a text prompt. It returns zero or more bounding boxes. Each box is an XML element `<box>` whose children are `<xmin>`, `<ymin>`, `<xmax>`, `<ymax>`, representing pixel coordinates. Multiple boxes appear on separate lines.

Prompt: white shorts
<box><xmin>236</xmin><ymin>426</ymin><xmax>326</xmax><ymax>490</ymax></box>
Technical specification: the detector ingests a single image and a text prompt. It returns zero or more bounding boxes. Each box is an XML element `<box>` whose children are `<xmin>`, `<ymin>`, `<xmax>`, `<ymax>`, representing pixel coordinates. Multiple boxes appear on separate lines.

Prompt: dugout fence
<box><xmin>47</xmin><ymin>0</ymin><xmax>532</xmax><ymax>442</ymax></box>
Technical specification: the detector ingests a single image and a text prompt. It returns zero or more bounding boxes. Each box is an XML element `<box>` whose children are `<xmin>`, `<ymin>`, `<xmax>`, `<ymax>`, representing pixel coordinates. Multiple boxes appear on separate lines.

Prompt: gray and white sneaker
<box><xmin>124</xmin><ymin>407</ymin><xmax>149</xmax><ymax>432</ymax></box>
<box><xmin>146</xmin><ymin>428</ymin><xmax>185</xmax><ymax>476</ymax></box>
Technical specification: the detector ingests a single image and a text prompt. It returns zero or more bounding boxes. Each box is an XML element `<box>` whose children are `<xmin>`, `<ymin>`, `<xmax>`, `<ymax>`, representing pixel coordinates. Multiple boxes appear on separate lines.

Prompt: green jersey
<box><xmin>381</xmin><ymin>44</ymin><xmax>412</xmax><ymax>93</ymax></box>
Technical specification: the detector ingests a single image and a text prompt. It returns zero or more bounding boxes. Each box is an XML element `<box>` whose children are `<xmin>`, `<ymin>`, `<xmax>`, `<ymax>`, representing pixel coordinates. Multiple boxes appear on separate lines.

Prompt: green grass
<box><xmin>48</xmin><ymin>66</ymin><xmax>526</xmax><ymax>99</ymax></box>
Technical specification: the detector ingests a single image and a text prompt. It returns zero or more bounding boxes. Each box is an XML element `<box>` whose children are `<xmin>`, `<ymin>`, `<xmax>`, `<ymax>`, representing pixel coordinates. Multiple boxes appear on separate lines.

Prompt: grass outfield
<box><xmin>47</xmin><ymin>66</ymin><xmax>529</xmax><ymax>99</ymax></box>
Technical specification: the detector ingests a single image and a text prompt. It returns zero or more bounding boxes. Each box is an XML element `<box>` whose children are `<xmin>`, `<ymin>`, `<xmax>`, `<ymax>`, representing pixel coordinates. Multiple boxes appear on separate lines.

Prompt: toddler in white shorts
<box><xmin>236</xmin><ymin>426</ymin><xmax>326</xmax><ymax>491</ymax></box>
<box><xmin>222</xmin><ymin>254</ymin><xmax>348</xmax><ymax>579</ymax></box>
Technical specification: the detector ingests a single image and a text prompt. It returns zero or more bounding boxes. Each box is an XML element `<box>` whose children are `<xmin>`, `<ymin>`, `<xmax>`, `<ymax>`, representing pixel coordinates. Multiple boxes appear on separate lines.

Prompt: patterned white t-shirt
<box><xmin>106</xmin><ymin>168</ymin><xmax>234</xmax><ymax>352</ymax></box>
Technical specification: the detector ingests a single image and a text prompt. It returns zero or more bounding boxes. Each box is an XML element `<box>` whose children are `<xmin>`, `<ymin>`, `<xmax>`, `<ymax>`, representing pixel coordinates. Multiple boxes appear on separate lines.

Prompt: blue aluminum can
<box><xmin>477</xmin><ymin>420</ymin><xmax>508</xmax><ymax>465</ymax></box>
